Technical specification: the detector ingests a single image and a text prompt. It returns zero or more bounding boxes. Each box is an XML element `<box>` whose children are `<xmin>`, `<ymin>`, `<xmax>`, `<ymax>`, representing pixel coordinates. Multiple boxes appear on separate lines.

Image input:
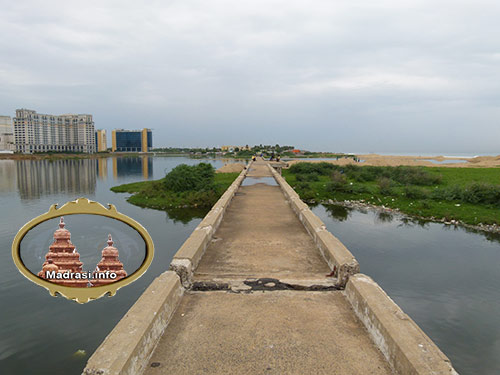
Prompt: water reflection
<box><xmin>376</xmin><ymin>211</ymin><xmax>394</xmax><ymax>223</ymax></box>
<box><xmin>165</xmin><ymin>207</ymin><xmax>210</xmax><ymax>224</ymax></box>
<box><xmin>112</xmin><ymin>156</ymin><xmax>152</xmax><ymax>179</ymax></box>
<box><xmin>324</xmin><ymin>204</ymin><xmax>352</xmax><ymax>222</ymax></box>
<box><xmin>1</xmin><ymin>156</ymin><xmax>157</xmax><ymax>199</ymax></box>
<box><xmin>96</xmin><ymin>159</ymin><xmax>107</xmax><ymax>180</ymax></box>
<box><xmin>0</xmin><ymin>156</ymin><xmax>234</xmax><ymax>375</ymax></box>
<box><xmin>0</xmin><ymin>160</ymin><xmax>16</xmax><ymax>192</ymax></box>
<box><xmin>313</xmin><ymin>203</ymin><xmax>500</xmax><ymax>374</ymax></box>
<box><xmin>16</xmin><ymin>159</ymin><xmax>97</xmax><ymax>199</ymax></box>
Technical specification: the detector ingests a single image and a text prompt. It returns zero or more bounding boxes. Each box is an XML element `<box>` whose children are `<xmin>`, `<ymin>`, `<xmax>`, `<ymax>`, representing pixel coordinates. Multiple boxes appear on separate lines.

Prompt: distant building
<box><xmin>0</xmin><ymin>116</ymin><xmax>15</xmax><ymax>153</ymax></box>
<box><xmin>14</xmin><ymin>109</ymin><xmax>95</xmax><ymax>153</ymax></box>
<box><xmin>95</xmin><ymin>129</ymin><xmax>107</xmax><ymax>152</ymax></box>
<box><xmin>111</xmin><ymin>129</ymin><xmax>152</xmax><ymax>152</ymax></box>
<box><xmin>221</xmin><ymin>145</ymin><xmax>252</xmax><ymax>152</ymax></box>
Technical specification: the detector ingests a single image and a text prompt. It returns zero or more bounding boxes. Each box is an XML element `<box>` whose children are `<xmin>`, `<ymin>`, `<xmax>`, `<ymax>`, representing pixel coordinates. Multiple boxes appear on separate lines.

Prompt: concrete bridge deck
<box><xmin>84</xmin><ymin>159</ymin><xmax>457</xmax><ymax>375</ymax></box>
<box><xmin>143</xmin><ymin>161</ymin><xmax>391</xmax><ymax>374</ymax></box>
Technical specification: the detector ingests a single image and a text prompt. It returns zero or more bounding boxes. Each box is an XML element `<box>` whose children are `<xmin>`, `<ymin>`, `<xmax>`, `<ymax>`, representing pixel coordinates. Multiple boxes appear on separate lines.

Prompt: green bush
<box><xmin>289</xmin><ymin>162</ymin><xmax>336</xmax><ymax>176</ymax></box>
<box><xmin>431</xmin><ymin>185</ymin><xmax>462</xmax><ymax>201</ymax></box>
<box><xmin>163</xmin><ymin>163</ymin><xmax>215</xmax><ymax>192</ymax></box>
<box><xmin>404</xmin><ymin>185</ymin><xmax>430</xmax><ymax>199</ymax></box>
<box><xmin>326</xmin><ymin>171</ymin><xmax>348</xmax><ymax>192</ymax></box>
<box><xmin>350</xmin><ymin>184</ymin><xmax>372</xmax><ymax>194</ymax></box>
<box><xmin>295</xmin><ymin>182</ymin><xmax>311</xmax><ymax>190</ymax></box>
<box><xmin>461</xmin><ymin>183</ymin><xmax>500</xmax><ymax>205</ymax></box>
<box><xmin>430</xmin><ymin>183</ymin><xmax>500</xmax><ymax>205</ymax></box>
<box><xmin>377</xmin><ymin>177</ymin><xmax>393</xmax><ymax>195</ymax></box>
<box><xmin>296</xmin><ymin>173</ymin><xmax>319</xmax><ymax>182</ymax></box>
<box><xmin>389</xmin><ymin>167</ymin><xmax>441</xmax><ymax>186</ymax></box>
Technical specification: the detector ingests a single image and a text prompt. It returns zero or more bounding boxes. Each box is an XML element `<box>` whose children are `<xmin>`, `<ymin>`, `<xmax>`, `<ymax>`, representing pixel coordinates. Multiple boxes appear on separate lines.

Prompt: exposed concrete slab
<box><xmin>194</xmin><ymin>182</ymin><xmax>331</xmax><ymax>281</ymax></box>
<box><xmin>246</xmin><ymin>161</ymin><xmax>273</xmax><ymax>177</ymax></box>
<box><xmin>268</xmin><ymin>163</ymin><xmax>360</xmax><ymax>286</ymax></box>
<box><xmin>86</xmin><ymin>159</ymin><xmax>456</xmax><ymax>375</ymax></box>
<box><xmin>345</xmin><ymin>274</ymin><xmax>458</xmax><ymax>375</ymax></box>
<box><xmin>83</xmin><ymin>271</ymin><xmax>183</xmax><ymax>375</ymax></box>
<box><xmin>144</xmin><ymin>291</ymin><xmax>393</xmax><ymax>375</ymax></box>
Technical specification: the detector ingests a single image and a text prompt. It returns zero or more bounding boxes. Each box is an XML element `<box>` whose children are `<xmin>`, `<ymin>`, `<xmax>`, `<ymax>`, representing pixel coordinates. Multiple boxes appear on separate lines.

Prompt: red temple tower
<box><xmin>91</xmin><ymin>234</ymin><xmax>127</xmax><ymax>286</ymax></box>
<box><xmin>38</xmin><ymin>217</ymin><xmax>89</xmax><ymax>287</ymax></box>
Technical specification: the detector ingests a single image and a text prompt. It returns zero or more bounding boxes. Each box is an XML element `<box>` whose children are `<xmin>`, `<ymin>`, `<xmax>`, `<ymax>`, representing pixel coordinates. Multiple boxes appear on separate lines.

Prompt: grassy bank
<box><xmin>111</xmin><ymin>163</ymin><xmax>239</xmax><ymax>210</ymax></box>
<box><xmin>283</xmin><ymin>162</ymin><xmax>500</xmax><ymax>225</ymax></box>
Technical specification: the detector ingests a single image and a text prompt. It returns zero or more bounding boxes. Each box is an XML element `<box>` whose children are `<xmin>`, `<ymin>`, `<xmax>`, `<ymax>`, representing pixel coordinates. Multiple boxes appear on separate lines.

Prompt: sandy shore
<box><xmin>288</xmin><ymin>154</ymin><xmax>500</xmax><ymax>168</ymax></box>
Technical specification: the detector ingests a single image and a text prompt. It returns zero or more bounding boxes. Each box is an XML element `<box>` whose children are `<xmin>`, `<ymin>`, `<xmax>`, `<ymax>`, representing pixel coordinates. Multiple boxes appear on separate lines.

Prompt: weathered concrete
<box><xmin>267</xmin><ymin>163</ymin><xmax>360</xmax><ymax>286</ymax></box>
<box><xmin>193</xmin><ymin>182</ymin><xmax>332</xmax><ymax>283</ymax></box>
<box><xmin>345</xmin><ymin>274</ymin><xmax>458</xmax><ymax>375</ymax></box>
<box><xmin>144</xmin><ymin>291</ymin><xmax>393</xmax><ymax>375</ymax></box>
<box><xmin>86</xmin><ymin>158</ymin><xmax>457</xmax><ymax>375</ymax></box>
<box><xmin>83</xmin><ymin>271</ymin><xmax>183</xmax><ymax>375</ymax></box>
<box><xmin>144</xmin><ymin>160</ymin><xmax>392</xmax><ymax>373</ymax></box>
<box><xmin>170</xmin><ymin>163</ymin><xmax>251</xmax><ymax>287</ymax></box>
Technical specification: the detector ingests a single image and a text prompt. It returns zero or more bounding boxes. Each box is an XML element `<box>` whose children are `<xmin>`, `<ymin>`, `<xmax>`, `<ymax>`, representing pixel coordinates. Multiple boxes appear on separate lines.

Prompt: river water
<box><xmin>0</xmin><ymin>156</ymin><xmax>498</xmax><ymax>374</ymax></box>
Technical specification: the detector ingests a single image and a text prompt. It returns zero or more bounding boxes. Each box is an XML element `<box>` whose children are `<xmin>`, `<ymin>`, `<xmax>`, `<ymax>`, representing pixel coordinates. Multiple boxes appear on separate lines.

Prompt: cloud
<box><xmin>1</xmin><ymin>0</ymin><xmax>500</xmax><ymax>153</ymax></box>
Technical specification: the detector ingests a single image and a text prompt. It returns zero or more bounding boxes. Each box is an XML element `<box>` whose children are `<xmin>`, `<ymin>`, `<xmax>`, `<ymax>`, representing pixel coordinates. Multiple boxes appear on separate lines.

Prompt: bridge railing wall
<box><xmin>267</xmin><ymin>164</ymin><xmax>359</xmax><ymax>287</ymax></box>
<box><xmin>169</xmin><ymin>161</ymin><xmax>253</xmax><ymax>287</ymax></box>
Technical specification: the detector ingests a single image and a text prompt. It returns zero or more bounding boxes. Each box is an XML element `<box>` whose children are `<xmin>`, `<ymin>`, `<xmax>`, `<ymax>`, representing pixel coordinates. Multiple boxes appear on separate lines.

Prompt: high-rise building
<box><xmin>0</xmin><ymin>116</ymin><xmax>15</xmax><ymax>152</ymax></box>
<box><xmin>95</xmin><ymin>129</ymin><xmax>107</xmax><ymax>152</ymax></box>
<box><xmin>111</xmin><ymin>128</ymin><xmax>152</xmax><ymax>152</ymax></box>
<box><xmin>14</xmin><ymin>109</ymin><xmax>96</xmax><ymax>153</ymax></box>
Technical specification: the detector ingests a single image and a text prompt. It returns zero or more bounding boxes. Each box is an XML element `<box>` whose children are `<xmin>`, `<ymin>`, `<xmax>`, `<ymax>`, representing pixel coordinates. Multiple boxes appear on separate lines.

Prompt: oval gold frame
<box><xmin>11</xmin><ymin>198</ymin><xmax>154</xmax><ymax>304</ymax></box>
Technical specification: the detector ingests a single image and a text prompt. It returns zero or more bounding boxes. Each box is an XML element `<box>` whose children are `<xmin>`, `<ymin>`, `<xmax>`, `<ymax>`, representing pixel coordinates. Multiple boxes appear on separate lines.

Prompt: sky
<box><xmin>1</xmin><ymin>0</ymin><xmax>499</xmax><ymax>155</ymax></box>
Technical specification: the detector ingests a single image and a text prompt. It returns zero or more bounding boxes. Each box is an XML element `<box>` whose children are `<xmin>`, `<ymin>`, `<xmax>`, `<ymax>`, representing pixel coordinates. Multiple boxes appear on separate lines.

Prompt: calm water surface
<box><xmin>312</xmin><ymin>204</ymin><xmax>500</xmax><ymax>375</ymax></box>
<box><xmin>1</xmin><ymin>157</ymin><xmax>498</xmax><ymax>374</ymax></box>
<box><xmin>0</xmin><ymin>156</ymin><xmax>241</xmax><ymax>375</ymax></box>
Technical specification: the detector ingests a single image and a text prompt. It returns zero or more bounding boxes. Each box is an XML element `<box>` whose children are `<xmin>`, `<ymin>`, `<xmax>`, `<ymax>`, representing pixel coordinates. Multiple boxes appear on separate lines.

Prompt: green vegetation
<box><xmin>281</xmin><ymin>151</ymin><xmax>357</xmax><ymax>159</ymax></box>
<box><xmin>283</xmin><ymin>162</ymin><xmax>500</xmax><ymax>226</ymax></box>
<box><xmin>111</xmin><ymin>163</ymin><xmax>239</xmax><ymax>210</ymax></box>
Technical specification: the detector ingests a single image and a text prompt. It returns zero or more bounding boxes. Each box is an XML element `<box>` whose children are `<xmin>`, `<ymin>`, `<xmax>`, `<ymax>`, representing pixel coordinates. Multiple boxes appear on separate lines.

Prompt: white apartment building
<box><xmin>0</xmin><ymin>116</ymin><xmax>15</xmax><ymax>152</ymax></box>
<box><xmin>14</xmin><ymin>109</ymin><xmax>96</xmax><ymax>153</ymax></box>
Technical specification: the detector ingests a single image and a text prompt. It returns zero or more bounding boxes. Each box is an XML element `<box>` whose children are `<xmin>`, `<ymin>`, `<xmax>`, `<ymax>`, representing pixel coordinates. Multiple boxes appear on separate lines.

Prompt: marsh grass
<box><xmin>111</xmin><ymin>163</ymin><xmax>239</xmax><ymax>210</ymax></box>
<box><xmin>284</xmin><ymin>163</ymin><xmax>500</xmax><ymax>225</ymax></box>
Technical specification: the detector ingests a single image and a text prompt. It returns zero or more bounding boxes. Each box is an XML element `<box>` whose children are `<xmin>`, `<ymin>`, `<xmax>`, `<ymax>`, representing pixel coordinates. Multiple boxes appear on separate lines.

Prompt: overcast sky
<box><xmin>1</xmin><ymin>0</ymin><xmax>499</xmax><ymax>154</ymax></box>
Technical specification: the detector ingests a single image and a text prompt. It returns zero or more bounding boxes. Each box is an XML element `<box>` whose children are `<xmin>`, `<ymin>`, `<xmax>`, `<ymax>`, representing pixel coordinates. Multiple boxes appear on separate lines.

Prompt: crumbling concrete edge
<box><xmin>82</xmin><ymin>271</ymin><xmax>184</xmax><ymax>375</ymax></box>
<box><xmin>267</xmin><ymin>164</ymin><xmax>359</xmax><ymax>287</ymax></box>
<box><xmin>345</xmin><ymin>274</ymin><xmax>459</xmax><ymax>375</ymax></box>
<box><xmin>169</xmin><ymin>161</ymin><xmax>253</xmax><ymax>288</ymax></box>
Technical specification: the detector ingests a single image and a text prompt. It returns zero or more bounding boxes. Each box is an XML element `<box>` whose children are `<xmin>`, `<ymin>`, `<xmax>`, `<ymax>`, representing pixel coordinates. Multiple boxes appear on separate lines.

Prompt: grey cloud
<box><xmin>1</xmin><ymin>0</ymin><xmax>500</xmax><ymax>153</ymax></box>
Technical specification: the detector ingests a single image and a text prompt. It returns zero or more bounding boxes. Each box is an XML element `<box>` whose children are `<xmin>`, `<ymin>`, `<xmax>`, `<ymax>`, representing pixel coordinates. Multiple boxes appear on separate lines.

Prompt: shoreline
<box><xmin>2</xmin><ymin>151</ymin><xmax>500</xmax><ymax>167</ymax></box>
<box><xmin>287</xmin><ymin>153</ymin><xmax>500</xmax><ymax>168</ymax></box>
<box><xmin>317</xmin><ymin>199</ymin><xmax>500</xmax><ymax>235</ymax></box>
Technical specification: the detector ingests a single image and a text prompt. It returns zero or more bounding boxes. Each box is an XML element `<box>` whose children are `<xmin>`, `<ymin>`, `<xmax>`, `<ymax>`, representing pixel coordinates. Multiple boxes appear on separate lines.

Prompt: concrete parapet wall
<box><xmin>268</xmin><ymin>164</ymin><xmax>359</xmax><ymax>287</ymax></box>
<box><xmin>170</xmin><ymin>162</ymin><xmax>252</xmax><ymax>287</ymax></box>
<box><xmin>82</xmin><ymin>271</ymin><xmax>184</xmax><ymax>375</ymax></box>
<box><xmin>345</xmin><ymin>274</ymin><xmax>458</xmax><ymax>375</ymax></box>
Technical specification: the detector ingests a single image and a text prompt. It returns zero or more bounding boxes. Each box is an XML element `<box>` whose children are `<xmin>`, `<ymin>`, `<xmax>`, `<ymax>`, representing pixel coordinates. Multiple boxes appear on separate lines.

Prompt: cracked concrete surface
<box><xmin>144</xmin><ymin>291</ymin><xmax>392</xmax><ymax>375</ymax></box>
<box><xmin>146</xmin><ymin>160</ymin><xmax>392</xmax><ymax>374</ymax></box>
<box><xmin>194</xmin><ymin>162</ymin><xmax>331</xmax><ymax>283</ymax></box>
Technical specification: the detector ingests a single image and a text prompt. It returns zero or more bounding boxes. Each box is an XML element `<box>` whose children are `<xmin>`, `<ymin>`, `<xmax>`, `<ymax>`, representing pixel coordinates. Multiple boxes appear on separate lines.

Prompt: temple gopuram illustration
<box><xmin>38</xmin><ymin>217</ymin><xmax>128</xmax><ymax>287</ymax></box>
<box><xmin>91</xmin><ymin>234</ymin><xmax>128</xmax><ymax>286</ymax></box>
<box><xmin>38</xmin><ymin>217</ymin><xmax>89</xmax><ymax>287</ymax></box>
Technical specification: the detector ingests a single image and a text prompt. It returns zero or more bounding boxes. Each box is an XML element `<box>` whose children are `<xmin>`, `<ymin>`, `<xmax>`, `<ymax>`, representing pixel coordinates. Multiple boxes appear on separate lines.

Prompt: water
<box><xmin>0</xmin><ymin>156</ymin><xmax>240</xmax><ymax>375</ymax></box>
<box><xmin>312</xmin><ymin>204</ymin><xmax>500</xmax><ymax>375</ymax></box>
<box><xmin>241</xmin><ymin>177</ymin><xmax>278</xmax><ymax>186</ymax></box>
<box><xmin>1</xmin><ymin>157</ymin><xmax>498</xmax><ymax>374</ymax></box>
